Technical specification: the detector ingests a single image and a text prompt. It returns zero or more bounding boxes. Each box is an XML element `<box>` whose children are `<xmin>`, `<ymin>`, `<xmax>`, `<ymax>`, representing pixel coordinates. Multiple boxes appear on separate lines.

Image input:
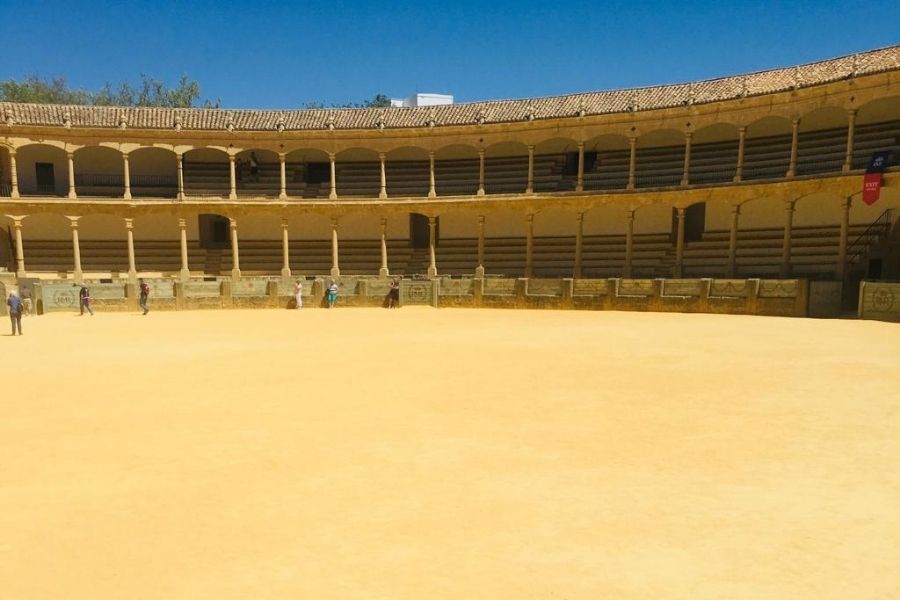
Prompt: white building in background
<box><xmin>390</xmin><ymin>93</ymin><xmax>453</xmax><ymax>108</ymax></box>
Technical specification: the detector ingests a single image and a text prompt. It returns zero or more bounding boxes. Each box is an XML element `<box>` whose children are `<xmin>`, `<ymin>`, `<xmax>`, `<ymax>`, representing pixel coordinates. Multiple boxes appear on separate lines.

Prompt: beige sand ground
<box><xmin>2</xmin><ymin>307</ymin><xmax>899</xmax><ymax>599</ymax></box>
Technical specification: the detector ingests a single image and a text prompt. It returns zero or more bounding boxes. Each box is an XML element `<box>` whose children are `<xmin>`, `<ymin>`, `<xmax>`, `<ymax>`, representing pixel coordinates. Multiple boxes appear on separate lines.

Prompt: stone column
<box><xmin>781</xmin><ymin>200</ymin><xmax>795</xmax><ymax>277</ymax></box>
<box><xmin>624</xmin><ymin>208</ymin><xmax>635</xmax><ymax>277</ymax></box>
<box><xmin>12</xmin><ymin>217</ymin><xmax>25</xmax><ymax>275</ymax></box>
<box><xmin>279</xmin><ymin>153</ymin><xmax>287</xmax><ymax>200</ymax></box>
<box><xmin>575</xmin><ymin>142</ymin><xmax>585</xmax><ymax>192</ymax></box>
<box><xmin>680</xmin><ymin>132</ymin><xmax>692</xmax><ymax>186</ymax></box>
<box><xmin>526</xmin><ymin>145</ymin><xmax>535</xmax><ymax>194</ymax></box>
<box><xmin>843</xmin><ymin>110</ymin><xmax>857</xmax><ymax>173</ymax></box>
<box><xmin>229</xmin><ymin>217</ymin><xmax>241</xmax><ymax>279</ymax></box>
<box><xmin>428</xmin><ymin>152</ymin><xmax>436</xmax><ymax>198</ymax></box>
<box><xmin>281</xmin><ymin>218</ymin><xmax>291</xmax><ymax>279</ymax></box>
<box><xmin>475</xmin><ymin>215</ymin><xmax>486</xmax><ymax>278</ymax></box>
<box><xmin>734</xmin><ymin>127</ymin><xmax>746</xmax><ymax>182</ymax></box>
<box><xmin>627</xmin><ymin>135</ymin><xmax>637</xmax><ymax>190</ymax></box>
<box><xmin>674</xmin><ymin>207</ymin><xmax>686</xmax><ymax>277</ymax></box>
<box><xmin>178</xmin><ymin>217</ymin><xmax>190</xmax><ymax>281</ymax></box>
<box><xmin>122</xmin><ymin>153</ymin><xmax>132</xmax><ymax>200</ymax></box>
<box><xmin>476</xmin><ymin>149</ymin><xmax>486</xmax><ymax>196</ymax></box>
<box><xmin>427</xmin><ymin>216</ymin><xmax>438</xmax><ymax>277</ymax></box>
<box><xmin>125</xmin><ymin>218</ymin><xmax>137</xmax><ymax>283</ymax></box>
<box><xmin>837</xmin><ymin>197</ymin><xmax>851</xmax><ymax>279</ymax></box>
<box><xmin>69</xmin><ymin>217</ymin><xmax>83</xmax><ymax>282</ymax></box>
<box><xmin>787</xmin><ymin>118</ymin><xmax>800</xmax><ymax>178</ymax></box>
<box><xmin>67</xmin><ymin>152</ymin><xmax>77</xmax><ymax>199</ymax></box>
<box><xmin>330</xmin><ymin>217</ymin><xmax>340</xmax><ymax>277</ymax></box>
<box><xmin>379</xmin><ymin>217</ymin><xmax>389</xmax><ymax>277</ymax></box>
<box><xmin>176</xmin><ymin>153</ymin><xmax>185</xmax><ymax>201</ymax></box>
<box><xmin>574</xmin><ymin>212</ymin><xmax>584</xmax><ymax>278</ymax></box>
<box><xmin>228</xmin><ymin>155</ymin><xmax>237</xmax><ymax>200</ymax></box>
<box><xmin>728</xmin><ymin>205</ymin><xmax>740</xmax><ymax>277</ymax></box>
<box><xmin>525</xmin><ymin>213</ymin><xmax>535</xmax><ymax>278</ymax></box>
<box><xmin>9</xmin><ymin>150</ymin><xmax>20</xmax><ymax>198</ymax></box>
<box><xmin>378</xmin><ymin>152</ymin><xmax>387</xmax><ymax>199</ymax></box>
<box><xmin>328</xmin><ymin>153</ymin><xmax>337</xmax><ymax>200</ymax></box>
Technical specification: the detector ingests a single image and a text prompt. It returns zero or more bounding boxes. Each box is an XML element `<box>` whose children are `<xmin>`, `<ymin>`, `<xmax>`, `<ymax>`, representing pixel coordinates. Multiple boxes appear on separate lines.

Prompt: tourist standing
<box><xmin>326</xmin><ymin>280</ymin><xmax>338</xmax><ymax>308</ymax></box>
<box><xmin>139</xmin><ymin>278</ymin><xmax>151</xmax><ymax>315</ymax></box>
<box><xmin>7</xmin><ymin>292</ymin><xmax>23</xmax><ymax>335</ymax></box>
<box><xmin>294</xmin><ymin>280</ymin><xmax>303</xmax><ymax>309</ymax></box>
<box><xmin>79</xmin><ymin>284</ymin><xmax>94</xmax><ymax>316</ymax></box>
<box><xmin>20</xmin><ymin>286</ymin><xmax>33</xmax><ymax>316</ymax></box>
<box><xmin>388</xmin><ymin>278</ymin><xmax>400</xmax><ymax>308</ymax></box>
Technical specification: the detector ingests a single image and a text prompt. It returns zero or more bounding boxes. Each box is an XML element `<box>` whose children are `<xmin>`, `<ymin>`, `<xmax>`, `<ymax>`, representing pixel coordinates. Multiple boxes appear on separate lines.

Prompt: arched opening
<box><xmin>15</xmin><ymin>144</ymin><xmax>68</xmax><ymax>196</ymax></box>
<box><xmin>635</xmin><ymin>129</ymin><xmax>684</xmax><ymax>189</ymax></box>
<box><xmin>183</xmin><ymin>147</ymin><xmax>230</xmax><ymax>198</ymax></box>
<box><xmin>336</xmin><ymin>212</ymin><xmax>383</xmax><ymax>275</ymax></box>
<box><xmin>584</xmin><ymin>134</ymin><xmax>629</xmax><ymax>191</ymax></box>
<box><xmin>235</xmin><ymin>148</ymin><xmax>280</xmax><ymax>197</ymax></box>
<box><xmin>483</xmin><ymin>209</ymin><xmax>527</xmax><ymax>276</ymax></box>
<box><xmin>484</xmin><ymin>141</ymin><xmax>528</xmax><ymax>195</ymax></box>
<box><xmin>335</xmin><ymin>147</ymin><xmax>380</xmax><ymax>197</ymax></box>
<box><xmin>0</xmin><ymin>146</ymin><xmax>12</xmax><ymax>196</ymax></box>
<box><xmin>219</xmin><ymin>213</ymin><xmax>281</xmax><ymax>275</ymax></box>
<box><xmin>691</xmin><ymin>123</ymin><xmax>739</xmax><ymax>184</ymax></box>
<box><xmin>77</xmin><ymin>214</ymin><xmax>129</xmax><ymax>274</ymax></box>
<box><xmin>796</xmin><ymin>107</ymin><xmax>849</xmax><ymax>176</ymax></box>
<box><xmin>434</xmin><ymin>144</ymin><xmax>479</xmax><ymax>196</ymax></box>
<box><xmin>19</xmin><ymin>213</ymin><xmax>73</xmax><ymax>274</ymax></box>
<box><xmin>129</xmin><ymin>147</ymin><xmax>178</xmax><ymax>198</ymax></box>
<box><xmin>632</xmin><ymin>203</ymin><xmax>675</xmax><ymax>277</ymax></box>
<box><xmin>74</xmin><ymin>146</ymin><xmax>124</xmax><ymax>197</ymax></box>
<box><xmin>284</xmin><ymin>148</ymin><xmax>331</xmax><ymax>198</ymax></box>
<box><xmin>532</xmin><ymin>137</ymin><xmax>578</xmax><ymax>192</ymax></box>
<box><xmin>533</xmin><ymin>208</ymin><xmax>577</xmax><ymax>277</ymax></box>
<box><xmin>285</xmin><ymin>213</ymin><xmax>331</xmax><ymax>275</ymax></box>
<box><xmin>853</xmin><ymin>96</ymin><xmax>900</xmax><ymax>170</ymax></box>
<box><xmin>385</xmin><ymin>146</ymin><xmax>430</xmax><ymax>198</ymax></box>
<box><xmin>581</xmin><ymin>205</ymin><xmax>630</xmax><ymax>278</ymax></box>
<box><xmin>433</xmin><ymin>210</ymin><xmax>477</xmax><ymax>275</ymax></box>
<box><xmin>744</xmin><ymin>117</ymin><xmax>792</xmax><ymax>181</ymax></box>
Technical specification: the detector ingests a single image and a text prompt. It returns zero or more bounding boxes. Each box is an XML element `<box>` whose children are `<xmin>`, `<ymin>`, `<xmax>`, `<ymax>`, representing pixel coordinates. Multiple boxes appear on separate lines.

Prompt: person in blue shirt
<box><xmin>7</xmin><ymin>292</ymin><xmax>23</xmax><ymax>335</ymax></box>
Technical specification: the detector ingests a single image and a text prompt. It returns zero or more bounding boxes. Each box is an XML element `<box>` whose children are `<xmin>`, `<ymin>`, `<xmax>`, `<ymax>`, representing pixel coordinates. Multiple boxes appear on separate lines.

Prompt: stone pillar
<box><xmin>674</xmin><ymin>207</ymin><xmax>686</xmax><ymax>277</ymax></box>
<box><xmin>624</xmin><ymin>208</ymin><xmax>635</xmax><ymax>277</ymax></box>
<box><xmin>379</xmin><ymin>217</ymin><xmax>389</xmax><ymax>278</ymax></box>
<box><xmin>728</xmin><ymin>205</ymin><xmax>740</xmax><ymax>277</ymax></box>
<box><xmin>787</xmin><ymin>118</ymin><xmax>800</xmax><ymax>178</ymax></box>
<box><xmin>734</xmin><ymin>127</ymin><xmax>746</xmax><ymax>182</ymax></box>
<box><xmin>575</xmin><ymin>142</ymin><xmax>585</xmax><ymax>192</ymax></box>
<box><xmin>328</xmin><ymin>153</ymin><xmax>337</xmax><ymax>200</ymax></box>
<box><xmin>229</xmin><ymin>217</ymin><xmax>241</xmax><ymax>279</ymax></box>
<box><xmin>122</xmin><ymin>153</ymin><xmax>132</xmax><ymax>200</ymax></box>
<box><xmin>574</xmin><ymin>212</ymin><xmax>584</xmax><ymax>278</ymax></box>
<box><xmin>67</xmin><ymin>152</ymin><xmax>77</xmax><ymax>199</ymax></box>
<box><xmin>125</xmin><ymin>218</ymin><xmax>137</xmax><ymax>283</ymax></box>
<box><xmin>525</xmin><ymin>213</ymin><xmax>535</xmax><ymax>278</ymax></box>
<box><xmin>475</xmin><ymin>215</ymin><xmax>486</xmax><ymax>278</ymax></box>
<box><xmin>176</xmin><ymin>153</ymin><xmax>185</xmax><ymax>201</ymax></box>
<box><xmin>781</xmin><ymin>200</ymin><xmax>795</xmax><ymax>277</ymax></box>
<box><xmin>69</xmin><ymin>217</ymin><xmax>83</xmax><ymax>282</ymax></box>
<box><xmin>378</xmin><ymin>152</ymin><xmax>387</xmax><ymax>199</ymax></box>
<box><xmin>228</xmin><ymin>155</ymin><xmax>237</xmax><ymax>200</ymax></box>
<box><xmin>477</xmin><ymin>149</ymin><xmax>485</xmax><ymax>196</ymax></box>
<box><xmin>627</xmin><ymin>135</ymin><xmax>637</xmax><ymax>190</ymax></box>
<box><xmin>427</xmin><ymin>216</ymin><xmax>438</xmax><ymax>278</ymax></box>
<box><xmin>837</xmin><ymin>197</ymin><xmax>851</xmax><ymax>279</ymax></box>
<box><xmin>178</xmin><ymin>217</ymin><xmax>190</xmax><ymax>281</ymax></box>
<box><xmin>12</xmin><ymin>217</ymin><xmax>25</xmax><ymax>275</ymax></box>
<box><xmin>330</xmin><ymin>217</ymin><xmax>340</xmax><ymax>277</ymax></box>
<box><xmin>9</xmin><ymin>150</ymin><xmax>20</xmax><ymax>198</ymax></box>
<box><xmin>843</xmin><ymin>110</ymin><xmax>857</xmax><ymax>173</ymax></box>
<box><xmin>281</xmin><ymin>218</ymin><xmax>291</xmax><ymax>279</ymax></box>
<box><xmin>428</xmin><ymin>152</ymin><xmax>436</xmax><ymax>198</ymax></box>
<box><xmin>278</xmin><ymin>153</ymin><xmax>287</xmax><ymax>199</ymax></box>
<box><xmin>526</xmin><ymin>145</ymin><xmax>535</xmax><ymax>194</ymax></box>
<box><xmin>680</xmin><ymin>132</ymin><xmax>692</xmax><ymax>186</ymax></box>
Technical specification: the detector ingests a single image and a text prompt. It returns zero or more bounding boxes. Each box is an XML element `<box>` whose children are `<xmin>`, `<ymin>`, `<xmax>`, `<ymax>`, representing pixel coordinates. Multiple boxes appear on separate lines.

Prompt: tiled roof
<box><xmin>2</xmin><ymin>46</ymin><xmax>898</xmax><ymax>132</ymax></box>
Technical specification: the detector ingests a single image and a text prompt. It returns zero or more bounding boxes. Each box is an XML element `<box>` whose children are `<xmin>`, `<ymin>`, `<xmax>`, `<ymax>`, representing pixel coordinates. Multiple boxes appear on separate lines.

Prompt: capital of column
<box><xmin>738</xmin><ymin>126</ymin><xmax>746</xmax><ymax>135</ymax></box>
<box><xmin>785</xmin><ymin>200</ymin><xmax>796</xmax><ymax>212</ymax></box>
<box><xmin>228</xmin><ymin>154</ymin><xmax>236</xmax><ymax>163</ymax></box>
<box><xmin>576</xmin><ymin>211</ymin><xmax>584</xmax><ymax>222</ymax></box>
<box><xmin>791</xmin><ymin>118</ymin><xmax>801</xmax><ymax>127</ymax></box>
<box><xmin>626</xmin><ymin>208</ymin><xmax>636</xmax><ymax>221</ymax></box>
<box><xmin>67</xmin><ymin>216</ymin><xmax>81</xmax><ymax>228</ymax></box>
<box><xmin>684</xmin><ymin>131</ymin><xmax>693</xmax><ymax>140</ymax></box>
<box><xmin>124</xmin><ymin>217</ymin><xmax>134</xmax><ymax>230</ymax></box>
<box><xmin>66</xmin><ymin>151</ymin><xmax>75</xmax><ymax>160</ymax></box>
<box><xmin>380</xmin><ymin>217</ymin><xmax>387</xmax><ymax>229</ymax></box>
<box><xmin>731</xmin><ymin>204</ymin><xmax>741</xmax><ymax>215</ymax></box>
<box><xmin>527</xmin><ymin>145</ymin><xmax>534</xmax><ymax>152</ymax></box>
<box><xmin>229</xmin><ymin>217</ymin><xmax>238</xmax><ymax>230</ymax></box>
<box><xmin>847</xmin><ymin>109</ymin><xmax>857</xmax><ymax>119</ymax></box>
<box><xmin>477</xmin><ymin>215</ymin><xmax>485</xmax><ymax>225</ymax></box>
<box><xmin>178</xmin><ymin>218</ymin><xmax>187</xmax><ymax>229</ymax></box>
<box><xmin>676</xmin><ymin>207</ymin><xmax>686</xmax><ymax>217</ymax></box>
<box><xmin>328</xmin><ymin>152</ymin><xmax>336</xmax><ymax>161</ymax></box>
<box><xmin>378</xmin><ymin>152</ymin><xmax>386</xmax><ymax>161</ymax></box>
<box><xmin>526</xmin><ymin>213</ymin><xmax>534</xmax><ymax>224</ymax></box>
<box><xmin>330</xmin><ymin>217</ymin><xmax>338</xmax><ymax>229</ymax></box>
<box><xmin>281</xmin><ymin>217</ymin><xmax>289</xmax><ymax>229</ymax></box>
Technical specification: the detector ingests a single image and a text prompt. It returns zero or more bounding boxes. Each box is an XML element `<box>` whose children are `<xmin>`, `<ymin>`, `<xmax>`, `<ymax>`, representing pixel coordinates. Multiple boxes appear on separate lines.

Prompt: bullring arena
<box><xmin>2</xmin><ymin>46</ymin><xmax>900</xmax><ymax>599</ymax></box>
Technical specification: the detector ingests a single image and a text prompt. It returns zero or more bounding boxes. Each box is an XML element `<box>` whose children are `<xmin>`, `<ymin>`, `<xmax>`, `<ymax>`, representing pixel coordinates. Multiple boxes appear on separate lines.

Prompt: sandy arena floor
<box><xmin>2</xmin><ymin>307</ymin><xmax>899</xmax><ymax>599</ymax></box>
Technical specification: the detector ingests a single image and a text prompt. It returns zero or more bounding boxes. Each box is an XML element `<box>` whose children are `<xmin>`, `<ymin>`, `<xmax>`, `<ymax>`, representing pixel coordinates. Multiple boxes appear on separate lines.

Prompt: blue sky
<box><xmin>2</xmin><ymin>0</ymin><xmax>898</xmax><ymax>108</ymax></box>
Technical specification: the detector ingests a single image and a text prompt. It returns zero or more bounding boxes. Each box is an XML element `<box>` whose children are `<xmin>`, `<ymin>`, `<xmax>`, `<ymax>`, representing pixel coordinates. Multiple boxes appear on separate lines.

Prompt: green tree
<box><xmin>0</xmin><ymin>74</ymin><xmax>217</xmax><ymax>108</ymax></box>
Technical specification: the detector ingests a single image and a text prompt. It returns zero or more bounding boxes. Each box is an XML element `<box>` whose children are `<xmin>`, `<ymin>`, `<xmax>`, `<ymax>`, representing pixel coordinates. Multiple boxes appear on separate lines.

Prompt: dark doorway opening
<box><xmin>305</xmin><ymin>162</ymin><xmax>330</xmax><ymax>185</ymax></box>
<box><xmin>198</xmin><ymin>214</ymin><xmax>231</xmax><ymax>249</ymax></box>
<box><xmin>35</xmin><ymin>163</ymin><xmax>55</xmax><ymax>194</ymax></box>
<box><xmin>410</xmin><ymin>213</ymin><xmax>438</xmax><ymax>249</ymax></box>
<box><xmin>672</xmin><ymin>203</ymin><xmax>706</xmax><ymax>243</ymax></box>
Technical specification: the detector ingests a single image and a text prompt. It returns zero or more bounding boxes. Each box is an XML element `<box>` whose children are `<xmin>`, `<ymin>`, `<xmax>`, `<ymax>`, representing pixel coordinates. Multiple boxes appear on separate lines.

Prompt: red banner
<box><xmin>863</xmin><ymin>173</ymin><xmax>882</xmax><ymax>205</ymax></box>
